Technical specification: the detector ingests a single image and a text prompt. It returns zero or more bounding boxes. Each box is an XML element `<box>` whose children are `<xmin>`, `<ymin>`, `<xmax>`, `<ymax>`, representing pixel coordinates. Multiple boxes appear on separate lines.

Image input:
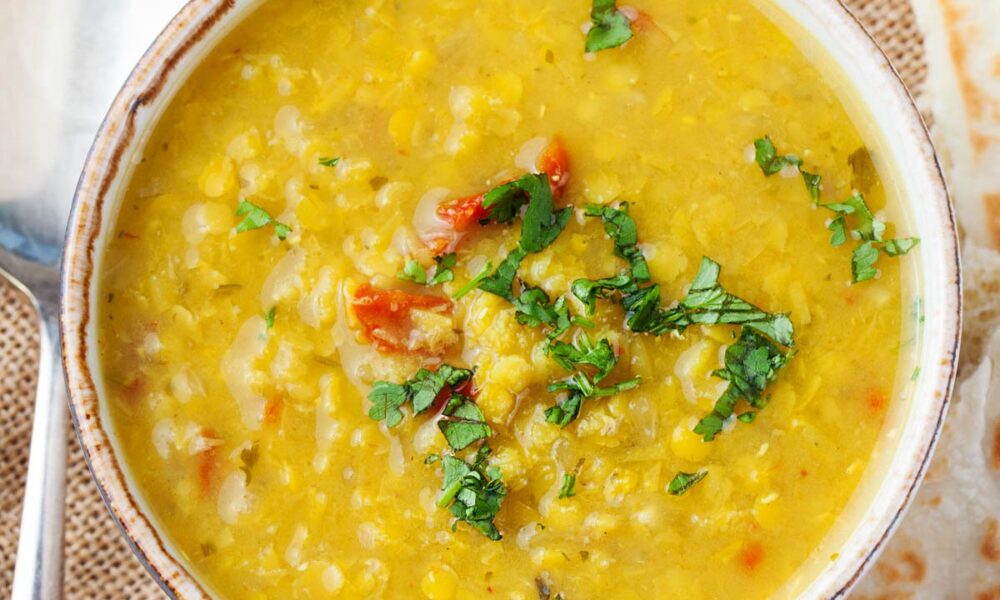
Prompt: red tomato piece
<box><xmin>351</xmin><ymin>284</ymin><xmax>455</xmax><ymax>355</ymax></box>
<box><xmin>197</xmin><ymin>435</ymin><xmax>220</xmax><ymax>497</ymax></box>
<box><xmin>436</xmin><ymin>193</ymin><xmax>492</xmax><ymax>232</ymax></box>
<box><xmin>537</xmin><ymin>136</ymin><xmax>571</xmax><ymax>200</ymax></box>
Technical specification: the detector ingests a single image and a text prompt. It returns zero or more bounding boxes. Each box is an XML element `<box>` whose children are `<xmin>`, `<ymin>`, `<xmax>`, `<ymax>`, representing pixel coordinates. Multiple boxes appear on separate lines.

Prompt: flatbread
<box><xmin>909</xmin><ymin>0</ymin><xmax>1000</xmax><ymax>248</ymax></box>
<box><xmin>853</xmin><ymin>1</ymin><xmax>1000</xmax><ymax>597</ymax></box>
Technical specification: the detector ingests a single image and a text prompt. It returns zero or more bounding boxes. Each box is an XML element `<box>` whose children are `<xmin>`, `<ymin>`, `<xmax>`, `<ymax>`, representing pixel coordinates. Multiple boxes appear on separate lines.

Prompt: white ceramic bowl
<box><xmin>60</xmin><ymin>1</ymin><xmax>961</xmax><ymax>597</ymax></box>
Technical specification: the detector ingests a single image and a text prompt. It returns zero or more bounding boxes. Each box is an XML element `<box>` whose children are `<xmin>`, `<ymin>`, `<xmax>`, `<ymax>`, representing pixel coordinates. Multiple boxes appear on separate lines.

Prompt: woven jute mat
<box><xmin>0</xmin><ymin>1</ymin><xmax>927</xmax><ymax>597</ymax></box>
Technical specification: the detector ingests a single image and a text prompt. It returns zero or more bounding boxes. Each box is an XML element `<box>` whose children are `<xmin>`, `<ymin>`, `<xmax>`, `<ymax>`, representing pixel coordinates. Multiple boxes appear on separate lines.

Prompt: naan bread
<box><xmin>854</xmin><ymin>1</ymin><xmax>1000</xmax><ymax>597</ymax></box>
<box><xmin>910</xmin><ymin>0</ymin><xmax>1000</xmax><ymax>248</ymax></box>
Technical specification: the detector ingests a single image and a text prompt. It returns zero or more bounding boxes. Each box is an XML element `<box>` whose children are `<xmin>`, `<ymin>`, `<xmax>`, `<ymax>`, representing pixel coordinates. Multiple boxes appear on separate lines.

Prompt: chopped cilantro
<box><xmin>438</xmin><ymin>396</ymin><xmax>492</xmax><ymax>451</ymax></box>
<box><xmin>425</xmin><ymin>453</ymin><xmax>441</xmax><ymax>465</ymax></box>
<box><xmin>545</xmin><ymin>391</ymin><xmax>584</xmax><ymax>428</ymax></box>
<box><xmin>663</xmin><ymin>257</ymin><xmax>795</xmax><ymax>346</ymax></box>
<box><xmin>559</xmin><ymin>473</ymin><xmax>578</xmax><ymax>499</ymax></box>
<box><xmin>235</xmin><ymin>200</ymin><xmax>291</xmax><ymax>241</ymax></box>
<box><xmin>367</xmin><ymin>364</ymin><xmax>474</xmax><ymax>427</ymax></box>
<box><xmin>264</xmin><ymin>306</ymin><xmax>276</xmax><ymax>330</ymax></box>
<box><xmin>429</xmin><ymin>253</ymin><xmax>458</xmax><ymax>285</ymax></box>
<box><xmin>694</xmin><ymin>329</ymin><xmax>793</xmax><ymax>441</ymax></box>
<box><xmin>453</xmin><ymin>260</ymin><xmax>495</xmax><ymax>299</ymax></box>
<box><xmin>585</xmin><ymin>0</ymin><xmax>634</xmax><ymax>53</ymax></box>
<box><xmin>737</xmin><ymin>411</ymin><xmax>756</xmax><ymax>423</ymax></box>
<box><xmin>518</xmin><ymin>173</ymin><xmax>573</xmax><ymax>254</ymax></box>
<box><xmin>548</xmin><ymin>335</ymin><xmax>617</xmax><ymax>382</ymax></box>
<box><xmin>584</xmin><ymin>203</ymin><xmax>651</xmax><ymax>281</ymax></box>
<box><xmin>882</xmin><ymin>237</ymin><xmax>920</xmax><ymax>257</ymax></box>
<box><xmin>318</xmin><ymin>156</ymin><xmax>340</xmax><ymax>167</ymax></box>
<box><xmin>802</xmin><ymin>171</ymin><xmax>822</xmax><ymax>204</ymax></box>
<box><xmin>398</xmin><ymin>259</ymin><xmax>428</xmax><ymax>284</ymax></box>
<box><xmin>668</xmin><ymin>471</ymin><xmax>707</xmax><ymax>496</ymax></box>
<box><xmin>367</xmin><ymin>381</ymin><xmax>408</xmax><ymax>428</ymax></box>
<box><xmin>545</xmin><ymin>372</ymin><xmax>640</xmax><ymax>428</ymax></box>
<box><xmin>512</xmin><ymin>286</ymin><xmax>571</xmax><ymax>340</ymax></box>
<box><xmin>399</xmin><ymin>253</ymin><xmax>457</xmax><ymax>287</ymax></box>
<box><xmin>477</xmin><ymin>247</ymin><xmax>527</xmax><ymax>300</ymax></box>
<box><xmin>754</xmin><ymin>136</ymin><xmax>802</xmax><ymax>176</ymax></box>
<box><xmin>482</xmin><ymin>179</ymin><xmax>531</xmax><ymax>224</ymax></box>
<box><xmin>852</xmin><ymin>241</ymin><xmax>881</xmax><ymax>282</ymax></box>
<box><xmin>571</xmin><ymin>272</ymin><xmax>633</xmax><ymax>316</ymax></box>
<box><xmin>436</xmin><ymin>445</ymin><xmax>507</xmax><ymax>541</ymax></box>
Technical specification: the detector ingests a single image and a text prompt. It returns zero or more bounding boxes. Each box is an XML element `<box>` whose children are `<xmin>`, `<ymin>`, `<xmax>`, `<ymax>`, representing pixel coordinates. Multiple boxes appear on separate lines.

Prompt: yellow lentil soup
<box><xmin>97</xmin><ymin>0</ymin><xmax>920</xmax><ymax>597</ymax></box>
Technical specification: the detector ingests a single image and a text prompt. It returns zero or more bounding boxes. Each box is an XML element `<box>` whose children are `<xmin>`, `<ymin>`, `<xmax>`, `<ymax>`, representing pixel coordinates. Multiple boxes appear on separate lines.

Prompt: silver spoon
<box><xmin>1</xmin><ymin>2</ymin><xmax>185</xmax><ymax>596</ymax></box>
<box><xmin>2</xmin><ymin>213</ymin><xmax>67</xmax><ymax>600</ymax></box>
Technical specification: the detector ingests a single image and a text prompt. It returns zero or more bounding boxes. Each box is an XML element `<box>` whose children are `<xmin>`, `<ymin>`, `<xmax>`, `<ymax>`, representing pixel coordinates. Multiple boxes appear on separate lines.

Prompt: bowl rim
<box><xmin>58</xmin><ymin>0</ymin><xmax>961</xmax><ymax>598</ymax></box>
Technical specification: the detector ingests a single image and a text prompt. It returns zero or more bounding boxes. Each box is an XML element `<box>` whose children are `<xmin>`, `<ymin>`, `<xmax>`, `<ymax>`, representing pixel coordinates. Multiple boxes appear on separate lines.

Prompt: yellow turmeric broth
<box><xmin>97</xmin><ymin>0</ymin><xmax>918</xmax><ymax>597</ymax></box>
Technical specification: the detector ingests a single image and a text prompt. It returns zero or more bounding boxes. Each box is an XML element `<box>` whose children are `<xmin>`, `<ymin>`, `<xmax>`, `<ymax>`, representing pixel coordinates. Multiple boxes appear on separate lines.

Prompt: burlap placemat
<box><xmin>0</xmin><ymin>2</ymin><xmax>927</xmax><ymax>597</ymax></box>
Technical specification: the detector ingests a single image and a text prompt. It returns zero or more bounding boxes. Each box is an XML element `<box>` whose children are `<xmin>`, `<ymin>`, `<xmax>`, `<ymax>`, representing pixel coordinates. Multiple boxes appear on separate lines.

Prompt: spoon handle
<box><xmin>11</xmin><ymin>308</ymin><xmax>67</xmax><ymax>600</ymax></box>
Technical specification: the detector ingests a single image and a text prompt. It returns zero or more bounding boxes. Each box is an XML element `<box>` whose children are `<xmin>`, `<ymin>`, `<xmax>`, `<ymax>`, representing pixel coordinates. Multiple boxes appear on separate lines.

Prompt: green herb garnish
<box><xmin>512</xmin><ymin>286</ymin><xmax>571</xmax><ymax>341</ymax></box>
<box><xmin>559</xmin><ymin>473</ymin><xmax>578</xmax><ymax>499</ymax></box>
<box><xmin>438</xmin><ymin>396</ymin><xmax>492</xmax><ymax>451</ymax></box>
<box><xmin>668</xmin><ymin>470</ymin><xmax>707</xmax><ymax>496</ymax></box>
<box><xmin>661</xmin><ymin>257</ymin><xmax>795</xmax><ymax>346</ymax></box>
<box><xmin>693</xmin><ymin>329</ymin><xmax>793</xmax><ymax>442</ymax></box>
<box><xmin>425</xmin><ymin>453</ymin><xmax>441</xmax><ymax>465</ymax></box>
<box><xmin>585</xmin><ymin>0</ymin><xmax>634</xmax><ymax>53</ymax></box>
<box><xmin>436</xmin><ymin>445</ymin><xmax>507</xmax><ymax>540</ymax></box>
<box><xmin>318</xmin><ymin>156</ymin><xmax>340</xmax><ymax>167</ymax></box>
<box><xmin>584</xmin><ymin>203</ymin><xmax>650</xmax><ymax>281</ymax></box>
<box><xmin>235</xmin><ymin>200</ymin><xmax>291</xmax><ymax>240</ymax></box>
<box><xmin>264</xmin><ymin>306</ymin><xmax>276</xmax><ymax>330</ymax></box>
<box><xmin>753</xmin><ymin>136</ymin><xmax>802</xmax><ymax>176</ymax></box>
<box><xmin>398</xmin><ymin>260</ymin><xmax>428</xmax><ymax>284</ymax></box>
<box><xmin>478</xmin><ymin>247</ymin><xmax>527</xmax><ymax>300</ymax></box>
<box><xmin>453</xmin><ymin>261</ymin><xmax>495</xmax><ymax>300</ymax></box>
<box><xmin>398</xmin><ymin>253</ymin><xmax>457</xmax><ymax>287</ymax></box>
<box><xmin>430</xmin><ymin>253</ymin><xmax>458</xmax><ymax>285</ymax></box>
<box><xmin>367</xmin><ymin>364</ymin><xmax>474</xmax><ymax>428</ymax></box>
<box><xmin>754</xmin><ymin>137</ymin><xmax>919</xmax><ymax>282</ymax></box>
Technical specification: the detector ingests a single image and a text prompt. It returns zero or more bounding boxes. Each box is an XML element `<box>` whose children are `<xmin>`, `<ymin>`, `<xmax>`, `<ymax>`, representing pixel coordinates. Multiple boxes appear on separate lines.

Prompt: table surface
<box><xmin>0</xmin><ymin>0</ymin><xmax>928</xmax><ymax>597</ymax></box>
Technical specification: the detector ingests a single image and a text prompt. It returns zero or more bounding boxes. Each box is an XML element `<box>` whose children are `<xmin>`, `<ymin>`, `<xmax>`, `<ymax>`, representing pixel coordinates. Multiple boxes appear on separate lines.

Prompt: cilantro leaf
<box><xmin>663</xmin><ymin>257</ymin><xmax>795</xmax><ymax>346</ymax></box>
<box><xmin>408</xmin><ymin>365</ymin><xmax>474</xmax><ymax>415</ymax></box>
<box><xmin>802</xmin><ymin>171</ymin><xmax>822</xmax><ymax>204</ymax></box>
<box><xmin>519</xmin><ymin>173</ymin><xmax>571</xmax><ymax>253</ymax></box>
<box><xmin>828</xmin><ymin>216</ymin><xmax>848</xmax><ymax>247</ymax></box>
<box><xmin>585</xmin><ymin>0</ymin><xmax>634</xmax><ymax>53</ymax></box>
<box><xmin>453</xmin><ymin>260</ymin><xmax>495</xmax><ymax>299</ymax></box>
<box><xmin>437</xmin><ymin>446</ymin><xmax>507</xmax><ymax>540</ymax></box>
<box><xmin>754</xmin><ymin>136</ymin><xmax>802</xmax><ymax>176</ymax></box>
<box><xmin>478</xmin><ymin>247</ymin><xmax>528</xmax><ymax>300</ymax></box>
<box><xmin>512</xmin><ymin>286</ymin><xmax>571</xmax><ymax>340</ymax></box>
<box><xmin>882</xmin><ymin>237</ymin><xmax>920</xmax><ymax>257</ymax></box>
<box><xmin>584</xmin><ymin>203</ymin><xmax>651</xmax><ymax>281</ymax></box>
<box><xmin>367</xmin><ymin>381</ymin><xmax>408</xmax><ymax>428</ymax></box>
<box><xmin>482</xmin><ymin>180</ymin><xmax>531</xmax><ymax>224</ymax></box>
<box><xmin>429</xmin><ymin>253</ymin><xmax>458</xmax><ymax>285</ymax></box>
<box><xmin>852</xmin><ymin>241</ymin><xmax>880</xmax><ymax>282</ymax></box>
<box><xmin>438</xmin><ymin>396</ymin><xmax>492</xmax><ymax>451</ymax></box>
<box><xmin>824</xmin><ymin>193</ymin><xmax>884</xmax><ymax>243</ymax></box>
<box><xmin>548</xmin><ymin>335</ymin><xmax>617</xmax><ymax>382</ymax></box>
<box><xmin>264</xmin><ymin>306</ymin><xmax>276</xmax><ymax>330</ymax></box>
<box><xmin>694</xmin><ymin>329</ymin><xmax>793</xmax><ymax>441</ymax></box>
<box><xmin>571</xmin><ymin>272</ymin><xmax>634</xmax><ymax>315</ymax></box>
<box><xmin>668</xmin><ymin>471</ymin><xmax>707</xmax><ymax>496</ymax></box>
<box><xmin>544</xmin><ymin>392</ymin><xmax>583</xmax><ymax>428</ymax></box>
<box><xmin>367</xmin><ymin>364</ymin><xmax>474</xmax><ymax>426</ymax></box>
<box><xmin>559</xmin><ymin>473</ymin><xmax>578</xmax><ymax>499</ymax></box>
<box><xmin>425</xmin><ymin>454</ymin><xmax>441</xmax><ymax>465</ymax></box>
<box><xmin>235</xmin><ymin>200</ymin><xmax>291</xmax><ymax>241</ymax></box>
<box><xmin>398</xmin><ymin>259</ymin><xmax>428</xmax><ymax>284</ymax></box>
<box><xmin>318</xmin><ymin>156</ymin><xmax>340</xmax><ymax>167</ymax></box>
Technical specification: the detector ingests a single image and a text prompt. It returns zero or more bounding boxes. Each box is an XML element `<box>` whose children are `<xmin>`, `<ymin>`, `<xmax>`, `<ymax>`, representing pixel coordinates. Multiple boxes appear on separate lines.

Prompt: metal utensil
<box><xmin>3</xmin><ymin>223</ymin><xmax>67</xmax><ymax>600</ymax></box>
<box><xmin>1</xmin><ymin>1</ymin><xmax>187</xmax><ymax>597</ymax></box>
